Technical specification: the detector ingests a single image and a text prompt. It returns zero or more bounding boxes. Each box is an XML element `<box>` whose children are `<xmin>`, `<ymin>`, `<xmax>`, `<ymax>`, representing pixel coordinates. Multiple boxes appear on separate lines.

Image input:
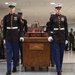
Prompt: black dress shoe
<box><xmin>57</xmin><ymin>72</ymin><xmax>62</xmax><ymax>75</ymax></box>
<box><xmin>31</xmin><ymin>67</ymin><xmax>35</xmax><ymax>71</ymax></box>
<box><xmin>17</xmin><ymin>62</ymin><xmax>19</xmax><ymax>66</ymax></box>
<box><xmin>12</xmin><ymin>69</ymin><xmax>17</xmax><ymax>72</ymax></box>
<box><xmin>51</xmin><ymin>64</ymin><xmax>54</xmax><ymax>67</ymax></box>
<box><xmin>6</xmin><ymin>71</ymin><xmax>11</xmax><ymax>75</ymax></box>
<box><xmin>61</xmin><ymin>69</ymin><xmax>62</xmax><ymax>72</ymax></box>
<box><xmin>39</xmin><ymin>67</ymin><xmax>43</xmax><ymax>71</ymax></box>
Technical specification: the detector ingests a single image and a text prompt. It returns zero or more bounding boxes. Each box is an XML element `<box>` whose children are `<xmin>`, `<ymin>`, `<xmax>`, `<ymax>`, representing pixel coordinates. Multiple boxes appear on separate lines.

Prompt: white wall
<box><xmin>0</xmin><ymin>8</ymin><xmax>8</xmax><ymax>22</ymax></box>
<box><xmin>68</xmin><ymin>24</ymin><xmax>75</xmax><ymax>32</ymax></box>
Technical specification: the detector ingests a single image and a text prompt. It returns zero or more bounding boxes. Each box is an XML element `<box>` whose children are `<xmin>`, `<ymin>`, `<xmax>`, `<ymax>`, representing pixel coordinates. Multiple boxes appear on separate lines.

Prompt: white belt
<box><xmin>7</xmin><ymin>27</ymin><xmax>18</xmax><ymax>29</ymax></box>
<box><xmin>51</xmin><ymin>31</ymin><xmax>53</xmax><ymax>33</ymax></box>
<box><xmin>54</xmin><ymin>28</ymin><xmax>64</xmax><ymax>30</ymax></box>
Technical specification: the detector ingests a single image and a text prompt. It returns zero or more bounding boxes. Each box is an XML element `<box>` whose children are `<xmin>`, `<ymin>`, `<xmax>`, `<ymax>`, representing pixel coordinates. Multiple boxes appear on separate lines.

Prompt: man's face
<box><xmin>55</xmin><ymin>7</ymin><xmax>61</xmax><ymax>14</ymax></box>
<box><xmin>9</xmin><ymin>7</ymin><xmax>15</xmax><ymax>14</ymax></box>
<box><xmin>71</xmin><ymin>29</ymin><xmax>73</xmax><ymax>32</ymax></box>
<box><xmin>19</xmin><ymin>14</ymin><xmax>22</xmax><ymax>18</ymax></box>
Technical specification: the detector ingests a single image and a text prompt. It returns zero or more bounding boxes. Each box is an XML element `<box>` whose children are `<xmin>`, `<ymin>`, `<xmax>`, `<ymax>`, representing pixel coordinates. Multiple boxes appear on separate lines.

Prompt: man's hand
<box><xmin>48</xmin><ymin>36</ymin><xmax>53</xmax><ymax>42</ymax></box>
<box><xmin>3</xmin><ymin>39</ymin><xmax>6</xmax><ymax>44</ymax></box>
<box><xmin>20</xmin><ymin>37</ymin><xmax>24</xmax><ymax>42</ymax></box>
<box><xmin>65</xmin><ymin>40</ymin><xmax>68</xmax><ymax>44</ymax></box>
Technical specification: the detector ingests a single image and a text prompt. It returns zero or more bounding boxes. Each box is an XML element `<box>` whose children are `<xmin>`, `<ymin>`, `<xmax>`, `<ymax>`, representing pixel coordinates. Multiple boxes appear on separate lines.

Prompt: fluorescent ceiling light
<box><xmin>5</xmin><ymin>2</ymin><xmax>8</xmax><ymax>4</ymax></box>
<box><xmin>50</xmin><ymin>3</ymin><xmax>55</xmax><ymax>5</ymax></box>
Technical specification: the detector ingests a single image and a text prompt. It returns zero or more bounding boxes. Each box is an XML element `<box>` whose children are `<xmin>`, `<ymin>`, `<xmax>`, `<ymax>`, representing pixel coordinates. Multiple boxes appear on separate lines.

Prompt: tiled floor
<box><xmin>0</xmin><ymin>50</ymin><xmax>75</xmax><ymax>75</ymax></box>
<box><xmin>63</xmin><ymin>50</ymin><xmax>75</xmax><ymax>63</ymax></box>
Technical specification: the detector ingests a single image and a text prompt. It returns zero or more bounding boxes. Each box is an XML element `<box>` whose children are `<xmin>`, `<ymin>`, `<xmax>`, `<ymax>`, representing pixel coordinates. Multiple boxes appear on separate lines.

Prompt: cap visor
<box><xmin>55</xmin><ymin>7</ymin><xmax>61</xmax><ymax>10</ymax></box>
<box><xmin>9</xmin><ymin>6</ymin><xmax>15</xmax><ymax>8</ymax></box>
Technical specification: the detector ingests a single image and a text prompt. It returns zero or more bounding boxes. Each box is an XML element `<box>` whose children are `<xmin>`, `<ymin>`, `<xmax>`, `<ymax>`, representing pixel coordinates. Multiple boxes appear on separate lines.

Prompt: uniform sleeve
<box><xmin>64</xmin><ymin>16</ymin><xmax>68</xmax><ymax>40</ymax></box>
<box><xmin>24</xmin><ymin>19</ymin><xmax>28</xmax><ymax>33</ymax></box>
<box><xmin>3</xmin><ymin>16</ymin><xmax>7</xmax><ymax>39</ymax></box>
<box><xmin>46</xmin><ymin>22</ymin><xmax>50</xmax><ymax>32</ymax></box>
<box><xmin>48</xmin><ymin>16</ymin><xmax>53</xmax><ymax>36</ymax></box>
<box><xmin>18</xmin><ymin>16</ymin><xmax>24</xmax><ymax>37</ymax></box>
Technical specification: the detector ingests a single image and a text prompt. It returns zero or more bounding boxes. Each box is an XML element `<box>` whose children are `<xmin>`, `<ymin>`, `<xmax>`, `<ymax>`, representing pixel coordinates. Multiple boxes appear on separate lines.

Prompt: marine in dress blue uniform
<box><xmin>46</xmin><ymin>19</ymin><xmax>55</xmax><ymax>67</ymax></box>
<box><xmin>3</xmin><ymin>2</ymin><xmax>23</xmax><ymax>75</ymax></box>
<box><xmin>18</xmin><ymin>12</ymin><xmax>28</xmax><ymax>64</ymax></box>
<box><xmin>48</xmin><ymin>3</ymin><xmax>68</xmax><ymax>75</ymax></box>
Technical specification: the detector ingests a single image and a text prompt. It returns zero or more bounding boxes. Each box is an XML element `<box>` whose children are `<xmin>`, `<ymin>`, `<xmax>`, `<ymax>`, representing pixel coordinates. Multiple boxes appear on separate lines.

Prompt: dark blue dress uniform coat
<box><xmin>3</xmin><ymin>13</ymin><xmax>23</xmax><ymax>41</ymax></box>
<box><xmin>49</xmin><ymin>14</ymin><xmax>68</xmax><ymax>43</ymax></box>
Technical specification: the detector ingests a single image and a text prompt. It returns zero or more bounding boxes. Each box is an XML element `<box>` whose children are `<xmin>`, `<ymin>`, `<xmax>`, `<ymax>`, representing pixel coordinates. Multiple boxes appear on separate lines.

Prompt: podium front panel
<box><xmin>22</xmin><ymin>37</ymin><xmax>50</xmax><ymax>67</ymax></box>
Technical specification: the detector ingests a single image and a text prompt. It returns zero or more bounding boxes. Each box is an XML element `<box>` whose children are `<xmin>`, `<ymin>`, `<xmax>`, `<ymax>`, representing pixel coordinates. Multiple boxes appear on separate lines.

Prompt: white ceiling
<box><xmin>0</xmin><ymin>0</ymin><xmax>75</xmax><ymax>25</ymax></box>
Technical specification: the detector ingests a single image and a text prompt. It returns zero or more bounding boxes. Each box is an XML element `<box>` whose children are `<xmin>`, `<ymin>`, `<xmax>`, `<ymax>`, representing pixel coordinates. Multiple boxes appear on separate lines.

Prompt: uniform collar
<box><xmin>56</xmin><ymin>13</ymin><xmax>61</xmax><ymax>16</ymax></box>
<box><xmin>9</xmin><ymin>13</ymin><xmax>15</xmax><ymax>15</ymax></box>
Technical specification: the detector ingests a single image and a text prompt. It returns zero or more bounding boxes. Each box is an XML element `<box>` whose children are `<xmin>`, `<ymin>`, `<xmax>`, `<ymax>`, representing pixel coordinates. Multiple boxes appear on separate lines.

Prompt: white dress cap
<box><xmin>55</xmin><ymin>3</ymin><xmax>63</xmax><ymax>8</ymax></box>
<box><xmin>8</xmin><ymin>2</ymin><xmax>17</xmax><ymax>7</ymax></box>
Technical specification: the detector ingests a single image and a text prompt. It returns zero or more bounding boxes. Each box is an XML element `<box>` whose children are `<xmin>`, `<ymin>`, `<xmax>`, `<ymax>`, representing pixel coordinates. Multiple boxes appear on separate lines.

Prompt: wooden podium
<box><xmin>22</xmin><ymin>32</ymin><xmax>50</xmax><ymax>71</ymax></box>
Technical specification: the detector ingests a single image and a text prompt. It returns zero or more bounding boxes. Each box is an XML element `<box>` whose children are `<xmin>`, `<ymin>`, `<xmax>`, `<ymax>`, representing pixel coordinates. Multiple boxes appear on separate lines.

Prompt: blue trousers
<box><xmin>18</xmin><ymin>41</ymin><xmax>23</xmax><ymax>63</ymax></box>
<box><xmin>50</xmin><ymin>43</ymin><xmax>55</xmax><ymax>65</ymax></box>
<box><xmin>6</xmin><ymin>40</ymin><xmax>19</xmax><ymax>72</ymax></box>
<box><xmin>51</xmin><ymin>42</ymin><xmax>65</xmax><ymax>72</ymax></box>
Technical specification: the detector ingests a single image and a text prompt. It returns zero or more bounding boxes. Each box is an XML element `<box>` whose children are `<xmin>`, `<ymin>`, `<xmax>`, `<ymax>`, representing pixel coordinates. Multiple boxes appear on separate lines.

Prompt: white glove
<box><xmin>48</xmin><ymin>36</ymin><xmax>53</xmax><ymax>42</ymax></box>
<box><xmin>20</xmin><ymin>37</ymin><xmax>24</xmax><ymax>42</ymax></box>
<box><xmin>65</xmin><ymin>40</ymin><xmax>68</xmax><ymax>44</ymax></box>
<box><xmin>3</xmin><ymin>39</ymin><xmax>6</xmax><ymax>44</ymax></box>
